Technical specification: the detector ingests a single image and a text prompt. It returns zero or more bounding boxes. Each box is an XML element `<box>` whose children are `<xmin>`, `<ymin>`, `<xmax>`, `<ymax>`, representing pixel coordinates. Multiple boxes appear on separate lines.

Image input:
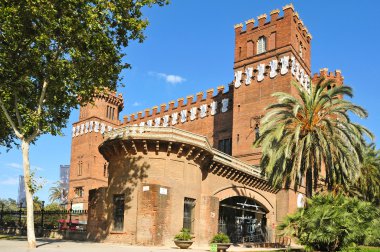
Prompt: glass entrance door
<box><xmin>218</xmin><ymin>196</ymin><xmax>267</xmax><ymax>243</ymax></box>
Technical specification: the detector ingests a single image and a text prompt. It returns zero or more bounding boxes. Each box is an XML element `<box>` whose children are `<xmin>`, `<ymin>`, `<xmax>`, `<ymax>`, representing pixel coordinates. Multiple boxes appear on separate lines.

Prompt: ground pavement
<box><xmin>0</xmin><ymin>238</ymin><xmax>287</xmax><ymax>252</ymax></box>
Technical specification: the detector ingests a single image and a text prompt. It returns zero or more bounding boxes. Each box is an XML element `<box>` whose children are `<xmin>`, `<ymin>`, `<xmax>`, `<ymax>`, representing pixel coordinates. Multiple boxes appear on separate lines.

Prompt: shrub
<box><xmin>174</xmin><ymin>228</ymin><xmax>192</xmax><ymax>241</ymax></box>
<box><xmin>278</xmin><ymin>193</ymin><xmax>380</xmax><ymax>252</ymax></box>
<box><xmin>364</xmin><ymin>218</ymin><xmax>380</xmax><ymax>246</ymax></box>
<box><xmin>211</xmin><ymin>233</ymin><xmax>230</xmax><ymax>243</ymax></box>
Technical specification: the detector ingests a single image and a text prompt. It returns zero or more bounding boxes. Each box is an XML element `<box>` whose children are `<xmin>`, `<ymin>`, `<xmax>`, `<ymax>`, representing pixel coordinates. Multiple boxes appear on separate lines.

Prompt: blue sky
<box><xmin>1</xmin><ymin>0</ymin><xmax>379</xmax><ymax>202</ymax></box>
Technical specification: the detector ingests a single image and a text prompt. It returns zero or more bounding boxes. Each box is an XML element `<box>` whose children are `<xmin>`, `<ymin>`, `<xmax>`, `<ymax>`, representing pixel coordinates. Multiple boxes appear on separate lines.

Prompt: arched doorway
<box><xmin>218</xmin><ymin>196</ymin><xmax>268</xmax><ymax>243</ymax></box>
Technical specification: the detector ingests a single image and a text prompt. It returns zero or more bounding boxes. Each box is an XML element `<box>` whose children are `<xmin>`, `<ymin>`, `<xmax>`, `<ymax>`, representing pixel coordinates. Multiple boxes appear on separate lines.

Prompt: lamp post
<box><xmin>69</xmin><ymin>199</ymin><xmax>73</xmax><ymax>228</ymax></box>
<box><xmin>40</xmin><ymin>201</ymin><xmax>45</xmax><ymax>229</ymax></box>
<box><xmin>18</xmin><ymin>202</ymin><xmax>23</xmax><ymax>227</ymax></box>
<box><xmin>0</xmin><ymin>203</ymin><xmax>4</xmax><ymax>224</ymax></box>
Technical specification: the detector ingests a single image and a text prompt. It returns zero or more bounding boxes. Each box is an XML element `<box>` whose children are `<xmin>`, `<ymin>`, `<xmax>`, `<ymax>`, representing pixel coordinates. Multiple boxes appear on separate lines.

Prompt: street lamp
<box><xmin>40</xmin><ymin>201</ymin><xmax>45</xmax><ymax>229</ymax></box>
<box><xmin>69</xmin><ymin>199</ymin><xmax>73</xmax><ymax>228</ymax></box>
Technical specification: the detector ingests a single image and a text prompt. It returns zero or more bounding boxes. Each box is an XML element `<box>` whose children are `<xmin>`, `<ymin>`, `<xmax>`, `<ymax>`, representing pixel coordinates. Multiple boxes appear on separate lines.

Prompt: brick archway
<box><xmin>213</xmin><ymin>186</ymin><xmax>275</xmax><ymax>213</ymax></box>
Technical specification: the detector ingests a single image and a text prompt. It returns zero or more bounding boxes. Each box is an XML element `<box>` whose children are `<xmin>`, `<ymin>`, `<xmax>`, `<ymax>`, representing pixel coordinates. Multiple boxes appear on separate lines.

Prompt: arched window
<box><xmin>257</xmin><ymin>36</ymin><xmax>266</xmax><ymax>54</ymax></box>
<box><xmin>299</xmin><ymin>42</ymin><xmax>303</xmax><ymax>58</ymax></box>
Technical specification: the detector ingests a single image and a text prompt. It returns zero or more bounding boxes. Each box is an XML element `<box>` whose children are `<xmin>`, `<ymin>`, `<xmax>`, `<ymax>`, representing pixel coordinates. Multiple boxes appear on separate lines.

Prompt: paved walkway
<box><xmin>0</xmin><ymin>238</ymin><xmax>287</xmax><ymax>252</ymax></box>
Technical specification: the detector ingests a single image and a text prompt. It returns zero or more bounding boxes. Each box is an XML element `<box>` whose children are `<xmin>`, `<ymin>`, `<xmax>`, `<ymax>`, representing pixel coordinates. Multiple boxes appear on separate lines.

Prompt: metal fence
<box><xmin>0</xmin><ymin>203</ymin><xmax>87</xmax><ymax>231</ymax></box>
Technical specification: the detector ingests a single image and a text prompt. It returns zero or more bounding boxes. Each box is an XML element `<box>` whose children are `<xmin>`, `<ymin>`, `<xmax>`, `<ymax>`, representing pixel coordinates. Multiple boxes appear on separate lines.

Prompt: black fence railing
<box><xmin>0</xmin><ymin>203</ymin><xmax>88</xmax><ymax>231</ymax></box>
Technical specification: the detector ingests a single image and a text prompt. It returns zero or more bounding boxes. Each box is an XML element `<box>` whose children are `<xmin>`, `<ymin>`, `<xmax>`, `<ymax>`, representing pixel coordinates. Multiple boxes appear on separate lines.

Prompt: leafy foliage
<box><xmin>0</xmin><ymin>198</ymin><xmax>19</xmax><ymax>211</ymax></box>
<box><xmin>278</xmin><ymin>194</ymin><xmax>380</xmax><ymax>251</ymax></box>
<box><xmin>0</xmin><ymin>0</ymin><xmax>168</xmax><ymax>247</ymax></box>
<box><xmin>0</xmin><ymin>0</ymin><xmax>168</xmax><ymax>144</ymax></box>
<box><xmin>353</xmin><ymin>143</ymin><xmax>380</xmax><ymax>204</ymax></box>
<box><xmin>211</xmin><ymin>233</ymin><xmax>231</xmax><ymax>243</ymax></box>
<box><xmin>255</xmin><ymin>79</ymin><xmax>372</xmax><ymax>197</ymax></box>
<box><xmin>48</xmin><ymin>181</ymin><xmax>65</xmax><ymax>203</ymax></box>
<box><xmin>174</xmin><ymin>228</ymin><xmax>192</xmax><ymax>241</ymax></box>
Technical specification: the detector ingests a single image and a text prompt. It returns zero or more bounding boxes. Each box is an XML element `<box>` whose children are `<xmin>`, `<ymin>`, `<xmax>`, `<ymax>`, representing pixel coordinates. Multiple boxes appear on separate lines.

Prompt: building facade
<box><xmin>60</xmin><ymin>165</ymin><xmax>70</xmax><ymax>204</ymax></box>
<box><xmin>68</xmin><ymin>4</ymin><xmax>343</xmax><ymax>246</ymax></box>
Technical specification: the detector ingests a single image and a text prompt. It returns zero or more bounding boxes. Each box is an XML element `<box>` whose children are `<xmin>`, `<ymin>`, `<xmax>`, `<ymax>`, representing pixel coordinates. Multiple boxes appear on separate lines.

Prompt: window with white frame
<box><xmin>257</xmin><ymin>36</ymin><xmax>266</xmax><ymax>54</ymax></box>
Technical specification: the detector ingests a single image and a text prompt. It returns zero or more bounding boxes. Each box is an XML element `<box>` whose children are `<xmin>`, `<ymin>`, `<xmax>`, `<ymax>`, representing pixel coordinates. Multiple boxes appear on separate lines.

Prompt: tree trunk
<box><xmin>306</xmin><ymin>168</ymin><xmax>313</xmax><ymax>198</ymax></box>
<box><xmin>21</xmin><ymin>140</ymin><xmax>36</xmax><ymax>248</ymax></box>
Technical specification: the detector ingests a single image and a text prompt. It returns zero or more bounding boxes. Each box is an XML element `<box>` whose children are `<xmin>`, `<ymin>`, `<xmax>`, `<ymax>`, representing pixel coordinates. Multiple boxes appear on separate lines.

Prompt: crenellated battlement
<box><xmin>94</xmin><ymin>88</ymin><xmax>124</xmax><ymax>109</ymax></box>
<box><xmin>123</xmin><ymin>84</ymin><xmax>233</xmax><ymax>125</ymax></box>
<box><xmin>312</xmin><ymin>68</ymin><xmax>344</xmax><ymax>86</ymax></box>
<box><xmin>234</xmin><ymin>3</ymin><xmax>312</xmax><ymax>42</ymax></box>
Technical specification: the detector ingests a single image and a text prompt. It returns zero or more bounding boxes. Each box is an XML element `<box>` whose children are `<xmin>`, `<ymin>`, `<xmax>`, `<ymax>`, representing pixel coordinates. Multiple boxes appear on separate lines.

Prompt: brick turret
<box><xmin>69</xmin><ymin>90</ymin><xmax>124</xmax><ymax>211</ymax></box>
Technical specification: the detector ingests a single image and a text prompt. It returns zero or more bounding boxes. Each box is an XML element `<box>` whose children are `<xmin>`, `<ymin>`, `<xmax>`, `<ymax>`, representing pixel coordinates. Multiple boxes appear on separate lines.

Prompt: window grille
<box><xmin>183</xmin><ymin>198</ymin><xmax>195</xmax><ymax>233</ymax></box>
<box><xmin>113</xmin><ymin>194</ymin><xmax>125</xmax><ymax>231</ymax></box>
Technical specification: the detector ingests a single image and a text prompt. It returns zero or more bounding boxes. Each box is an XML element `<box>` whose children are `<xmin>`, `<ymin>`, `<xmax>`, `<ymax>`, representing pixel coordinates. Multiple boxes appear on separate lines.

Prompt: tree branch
<box><xmin>14</xmin><ymin>93</ymin><xmax>23</xmax><ymax>128</ymax></box>
<box><xmin>0</xmin><ymin>96</ymin><xmax>23</xmax><ymax>139</ymax></box>
<box><xmin>26</xmin><ymin>80</ymin><xmax>48</xmax><ymax>143</ymax></box>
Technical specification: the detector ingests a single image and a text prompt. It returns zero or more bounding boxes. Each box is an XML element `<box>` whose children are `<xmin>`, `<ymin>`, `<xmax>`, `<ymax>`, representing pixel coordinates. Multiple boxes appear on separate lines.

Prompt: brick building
<box><xmin>68</xmin><ymin>4</ymin><xmax>343</xmax><ymax>246</ymax></box>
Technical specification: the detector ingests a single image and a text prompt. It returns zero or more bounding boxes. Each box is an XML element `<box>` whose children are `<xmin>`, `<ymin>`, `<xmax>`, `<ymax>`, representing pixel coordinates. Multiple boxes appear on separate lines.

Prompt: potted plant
<box><xmin>174</xmin><ymin>228</ymin><xmax>194</xmax><ymax>249</ymax></box>
<box><xmin>210</xmin><ymin>233</ymin><xmax>232</xmax><ymax>252</ymax></box>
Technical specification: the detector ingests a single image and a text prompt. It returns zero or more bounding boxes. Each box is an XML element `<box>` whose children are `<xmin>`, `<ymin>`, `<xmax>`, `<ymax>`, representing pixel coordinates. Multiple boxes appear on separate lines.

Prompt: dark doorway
<box><xmin>218</xmin><ymin>196</ymin><xmax>268</xmax><ymax>243</ymax></box>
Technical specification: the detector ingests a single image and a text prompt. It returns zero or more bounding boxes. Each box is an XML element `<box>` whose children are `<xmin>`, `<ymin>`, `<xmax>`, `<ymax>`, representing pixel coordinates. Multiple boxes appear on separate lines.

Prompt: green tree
<box><xmin>0</xmin><ymin>198</ymin><xmax>18</xmax><ymax>211</ymax></box>
<box><xmin>49</xmin><ymin>181</ymin><xmax>63</xmax><ymax>203</ymax></box>
<box><xmin>0</xmin><ymin>0</ymin><xmax>167</xmax><ymax>248</ymax></box>
<box><xmin>278</xmin><ymin>194</ymin><xmax>380</xmax><ymax>252</ymax></box>
<box><xmin>43</xmin><ymin>202</ymin><xmax>65</xmax><ymax>229</ymax></box>
<box><xmin>353</xmin><ymin>143</ymin><xmax>380</xmax><ymax>203</ymax></box>
<box><xmin>255</xmin><ymin>79</ymin><xmax>372</xmax><ymax>197</ymax></box>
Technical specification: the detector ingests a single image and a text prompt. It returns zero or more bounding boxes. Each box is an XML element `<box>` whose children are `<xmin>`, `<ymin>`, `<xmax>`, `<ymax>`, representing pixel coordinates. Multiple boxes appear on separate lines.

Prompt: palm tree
<box><xmin>353</xmin><ymin>143</ymin><xmax>380</xmax><ymax>203</ymax></box>
<box><xmin>48</xmin><ymin>181</ymin><xmax>63</xmax><ymax>203</ymax></box>
<box><xmin>255</xmin><ymin>79</ymin><xmax>372</xmax><ymax>197</ymax></box>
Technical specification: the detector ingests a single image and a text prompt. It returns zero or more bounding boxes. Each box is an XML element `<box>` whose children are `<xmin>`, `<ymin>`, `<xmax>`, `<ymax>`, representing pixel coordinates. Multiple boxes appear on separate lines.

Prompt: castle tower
<box><xmin>230</xmin><ymin>4</ymin><xmax>314</xmax><ymax>222</ymax></box>
<box><xmin>68</xmin><ymin>90</ymin><xmax>124</xmax><ymax>211</ymax></box>
<box><xmin>231</xmin><ymin>4</ymin><xmax>312</xmax><ymax>164</ymax></box>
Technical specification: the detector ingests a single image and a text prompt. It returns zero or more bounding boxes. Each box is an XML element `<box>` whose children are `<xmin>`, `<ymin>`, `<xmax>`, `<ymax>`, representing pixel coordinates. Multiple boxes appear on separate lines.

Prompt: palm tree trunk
<box><xmin>22</xmin><ymin>140</ymin><xmax>36</xmax><ymax>248</ymax></box>
<box><xmin>306</xmin><ymin>168</ymin><xmax>313</xmax><ymax>198</ymax></box>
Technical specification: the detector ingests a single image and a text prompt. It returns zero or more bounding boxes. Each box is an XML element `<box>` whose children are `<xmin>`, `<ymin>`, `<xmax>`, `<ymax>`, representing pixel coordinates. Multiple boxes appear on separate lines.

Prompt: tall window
<box><xmin>113</xmin><ymin>194</ymin><xmax>125</xmax><ymax>231</ymax></box>
<box><xmin>106</xmin><ymin>106</ymin><xmax>115</xmax><ymax>119</ymax></box>
<box><xmin>218</xmin><ymin>138</ymin><xmax>232</xmax><ymax>155</ymax></box>
<box><xmin>183</xmin><ymin>198</ymin><xmax>195</xmax><ymax>233</ymax></box>
<box><xmin>255</xmin><ymin>123</ymin><xmax>260</xmax><ymax>141</ymax></box>
<box><xmin>74</xmin><ymin>187</ymin><xmax>84</xmax><ymax>198</ymax></box>
<box><xmin>299</xmin><ymin>42</ymin><xmax>303</xmax><ymax>58</ymax></box>
<box><xmin>257</xmin><ymin>36</ymin><xmax>266</xmax><ymax>54</ymax></box>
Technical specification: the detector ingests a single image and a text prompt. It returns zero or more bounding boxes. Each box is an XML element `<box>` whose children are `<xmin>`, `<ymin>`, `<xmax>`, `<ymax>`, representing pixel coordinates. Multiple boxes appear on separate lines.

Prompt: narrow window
<box><xmin>257</xmin><ymin>36</ymin><xmax>266</xmax><ymax>54</ymax></box>
<box><xmin>239</xmin><ymin>46</ymin><xmax>242</xmax><ymax>58</ymax></box>
<box><xmin>106</xmin><ymin>105</ymin><xmax>109</xmax><ymax>118</ymax></box>
<box><xmin>218</xmin><ymin>138</ymin><xmax>232</xmax><ymax>155</ymax></box>
<box><xmin>113</xmin><ymin>194</ymin><xmax>125</xmax><ymax>231</ymax></box>
<box><xmin>255</xmin><ymin>123</ymin><xmax>260</xmax><ymax>140</ymax></box>
<box><xmin>183</xmin><ymin>198</ymin><xmax>195</xmax><ymax>233</ymax></box>
<box><xmin>112</xmin><ymin>107</ymin><xmax>115</xmax><ymax>120</ymax></box>
<box><xmin>299</xmin><ymin>42</ymin><xmax>303</xmax><ymax>58</ymax></box>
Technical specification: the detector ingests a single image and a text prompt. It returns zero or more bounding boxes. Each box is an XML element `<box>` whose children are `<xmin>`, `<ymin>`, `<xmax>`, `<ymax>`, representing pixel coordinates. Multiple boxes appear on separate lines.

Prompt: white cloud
<box><xmin>5</xmin><ymin>163</ymin><xmax>43</xmax><ymax>171</ymax></box>
<box><xmin>0</xmin><ymin>177</ymin><xmax>19</xmax><ymax>185</ymax></box>
<box><xmin>132</xmin><ymin>102</ymin><xmax>141</xmax><ymax>107</ymax></box>
<box><xmin>6</xmin><ymin>163</ymin><xmax>22</xmax><ymax>169</ymax></box>
<box><xmin>149</xmin><ymin>72</ymin><xmax>186</xmax><ymax>85</ymax></box>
